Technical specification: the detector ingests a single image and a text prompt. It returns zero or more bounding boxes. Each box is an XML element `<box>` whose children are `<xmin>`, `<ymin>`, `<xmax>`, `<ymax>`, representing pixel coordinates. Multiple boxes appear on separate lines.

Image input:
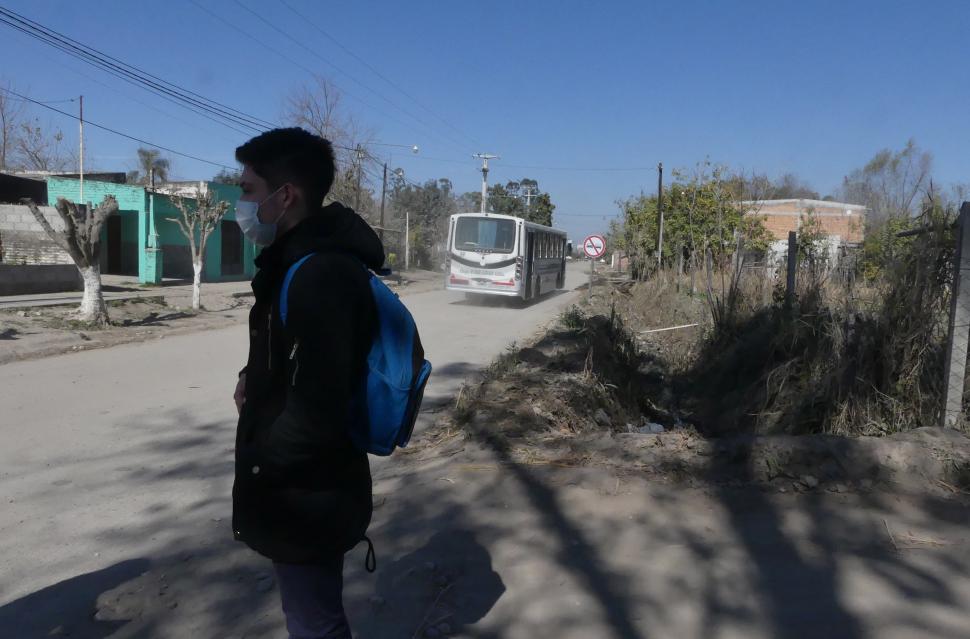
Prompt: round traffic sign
<box><xmin>583</xmin><ymin>234</ymin><xmax>606</xmax><ymax>259</ymax></box>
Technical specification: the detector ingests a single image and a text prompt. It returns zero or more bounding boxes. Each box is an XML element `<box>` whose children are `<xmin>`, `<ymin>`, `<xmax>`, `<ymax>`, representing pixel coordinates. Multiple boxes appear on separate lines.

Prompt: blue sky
<box><xmin>1</xmin><ymin>0</ymin><xmax>968</xmax><ymax>242</ymax></box>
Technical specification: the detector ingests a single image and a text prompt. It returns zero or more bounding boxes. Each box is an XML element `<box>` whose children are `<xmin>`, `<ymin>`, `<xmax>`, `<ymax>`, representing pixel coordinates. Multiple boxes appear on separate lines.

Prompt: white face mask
<box><xmin>235</xmin><ymin>185</ymin><xmax>287</xmax><ymax>247</ymax></box>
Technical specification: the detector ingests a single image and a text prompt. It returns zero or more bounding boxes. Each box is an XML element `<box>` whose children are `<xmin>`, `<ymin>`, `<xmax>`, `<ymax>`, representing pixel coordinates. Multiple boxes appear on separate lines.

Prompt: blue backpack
<box><xmin>279</xmin><ymin>252</ymin><xmax>433</xmax><ymax>456</ymax></box>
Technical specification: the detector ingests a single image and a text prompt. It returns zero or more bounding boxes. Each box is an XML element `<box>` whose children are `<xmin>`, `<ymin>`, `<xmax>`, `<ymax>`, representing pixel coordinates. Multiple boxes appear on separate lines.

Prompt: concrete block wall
<box><xmin>0</xmin><ymin>263</ymin><xmax>82</xmax><ymax>295</ymax></box>
<box><xmin>0</xmin><ymin>204</ymin><xmax>73</xmax><ymax>265</ymax></box>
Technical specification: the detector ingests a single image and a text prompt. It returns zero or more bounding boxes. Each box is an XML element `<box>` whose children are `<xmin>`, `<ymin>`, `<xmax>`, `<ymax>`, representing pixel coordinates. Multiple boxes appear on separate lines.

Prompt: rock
<box><xmin>593</xmin><ymin>409</ymin><xmax>611</xmax><ymax>427</ymax></box>
<box><xmin>634</xmin><ymin>422</ymin><xmax>665</xmax><ymax>434</ymax></box>
<box><xmin>801</xmin><ymin>475</ymin><xmax>819</xmax><ymax>489</ymax></box>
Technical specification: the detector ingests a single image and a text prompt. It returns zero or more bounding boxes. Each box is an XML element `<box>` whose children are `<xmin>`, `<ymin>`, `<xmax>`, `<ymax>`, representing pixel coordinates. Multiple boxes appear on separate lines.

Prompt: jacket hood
<box><xmin>254</xmin><ymin>202</ymin><xmax>385</xmax><ymax>272</ymax></box>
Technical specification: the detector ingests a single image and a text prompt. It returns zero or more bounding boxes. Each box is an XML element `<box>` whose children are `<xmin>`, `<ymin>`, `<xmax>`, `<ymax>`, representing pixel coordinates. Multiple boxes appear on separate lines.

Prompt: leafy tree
<box><xmin>128</xmin><ymin>147</ymin><xmax>171</xmax><ymax>186</ymax></box>
<box><xmin>212</xmin><ymin>168</ymin><xmax>242</xmax><ymax>185</ymax></box>
<box><xmin>389</xmin><ymin>175</ymin><xmax>457</xmax><ymax>269</ymax></box>
<box><xmin>615</xmin><ymin>163</ymin><xmax>771</xmax><ymax>279</ymax></box>
<box><xmin>461</xmin><ymin>177</ymin><xmax>556</xmax><ymax>226</ymax></box>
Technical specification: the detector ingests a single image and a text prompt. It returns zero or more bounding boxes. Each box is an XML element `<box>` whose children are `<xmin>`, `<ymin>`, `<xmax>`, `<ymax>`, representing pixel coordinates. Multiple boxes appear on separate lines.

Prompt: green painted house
<box><xmin>45</xmin><ymin>177</ymin><xmax>257</xmax><ymax>284</ymax></box>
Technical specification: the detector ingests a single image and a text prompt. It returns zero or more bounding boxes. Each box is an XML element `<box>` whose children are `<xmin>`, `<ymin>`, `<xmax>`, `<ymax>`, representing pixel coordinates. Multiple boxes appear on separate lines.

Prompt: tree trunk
<box><xmin>79</xmin><ymin>265</ymin><xmax>109</xmax><ymax>326</ymax></box>
<box><xmin>192</xmin><ymin>260</ymin><xmax>203</xmax><ymax>310</ymax></box>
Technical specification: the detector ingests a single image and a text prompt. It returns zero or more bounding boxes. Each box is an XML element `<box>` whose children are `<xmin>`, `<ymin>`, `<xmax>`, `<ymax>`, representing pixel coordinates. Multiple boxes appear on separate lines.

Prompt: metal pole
<box><xmin>656</xmin><ymin>162</ymin><xmax>664</xmax><ymax>270</ymax></box>
<box><xmin>404</xmin><ymin>210</ymin><xmax>410</xmax><ymax>271</ymax></box>
<box><xmin>481</xmin><ymin>158</ymin><xmax>488</xmax><ymax>214</ymax></box>
<box><xmin>474</xmin><ymin>153</ymin><xmax>498</xmax><ymax>214</ymax></box>
<box><xmin>379</xmin><ymin>162</ymin><xmax>387</xmax><ymax>243</ymax></box>
<box><xmin>588</xmin><ymin>256</ymin><xmax>594</xmax><ymax>302</ymax></box>
<box><xmin>942</xmin><ymin>202</ymin><xmax>970</xmax><ymax>427</ymax></box>
<box><xmin>78</xmin><ymin>95</ymin><xmax>84</xmax><ymax>205</ymax></box>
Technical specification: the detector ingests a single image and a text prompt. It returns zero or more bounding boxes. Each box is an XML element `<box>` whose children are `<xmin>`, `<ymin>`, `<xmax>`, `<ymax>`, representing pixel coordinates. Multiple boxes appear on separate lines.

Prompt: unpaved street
<box><xmin>2</xmin><ymin>262</ymin><xmax>969</xmax><ymax>639</ymax></box>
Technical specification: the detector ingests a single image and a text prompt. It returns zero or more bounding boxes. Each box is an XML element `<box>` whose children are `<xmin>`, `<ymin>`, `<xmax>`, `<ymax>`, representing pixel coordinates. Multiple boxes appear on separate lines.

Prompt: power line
<box><xmin>0</xmin><ymin>5</ymin><xmax>275</xmax><ymax>134</ymax></box>
<box><xmin>277</xmin><ymin>0</ymin><xmax>483</xmax><ymax>151</ymax></box>
<box><xmin>402</xmin><ymin>152</ymin><xmax>660</xmax><ymax>173</ymax></box>
<box><xmin>0</xmin><ymin>5</ymin><xmax>276</xmax><ymax>129</ymax></box>
<box><xmin>1</xmin><ymin>87</ymin><xmax>237</xmax><ymax>170</ymax></box>
<box><xmin>3</xmin><ymin>29</ymin><xmax>245</xmax><ymax>146</ymax></box>
<box><xmin>229</xmin><ymin>0</ymin><xmax>475</xmax><ymax>155</ymax></box>
<box><xmin>188</xmin><ymin>0</ymin><xmax>459</xmax><ymax>152</ymax></box>
<box><xmin>2</xmin><ymin>94</ymin><xmax>76</xmax><ymax>105</ymax></box>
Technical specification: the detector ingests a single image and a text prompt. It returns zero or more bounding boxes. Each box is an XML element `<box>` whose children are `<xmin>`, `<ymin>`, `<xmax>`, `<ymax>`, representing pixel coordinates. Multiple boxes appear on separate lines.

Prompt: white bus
<box><xmin>445</xmin><ymin>212</ymin><xmax>568</xmax><ymax>300</ymax></box>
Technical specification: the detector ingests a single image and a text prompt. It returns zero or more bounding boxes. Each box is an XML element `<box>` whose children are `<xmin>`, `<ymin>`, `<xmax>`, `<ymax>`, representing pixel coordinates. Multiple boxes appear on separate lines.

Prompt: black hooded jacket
<box><xmin>232</xmin><ymin>202</ymin><xmax>383</xmax><ymax>564</ymax></box>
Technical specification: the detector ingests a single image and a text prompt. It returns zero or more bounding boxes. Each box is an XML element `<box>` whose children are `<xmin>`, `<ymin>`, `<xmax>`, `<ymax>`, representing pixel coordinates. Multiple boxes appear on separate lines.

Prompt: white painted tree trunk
<box><xmin>79</xmin><ymin>265</ymin><xmax>109</xmax><ymax>325</ymax></box>
<box><xmin>192</xmin><ymin>260</ymin><xmax>203</xmax><ymax>310</ymax></box>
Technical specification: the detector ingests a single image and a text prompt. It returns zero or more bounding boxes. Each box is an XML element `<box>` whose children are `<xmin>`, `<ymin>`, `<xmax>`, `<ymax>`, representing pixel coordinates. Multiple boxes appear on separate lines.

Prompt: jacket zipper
<box><xmin>290</xmin><ymin>340</ymin><xmax>300</xmax><ymax>386</ymax></box>
<box><xmin>267</xmin><ymin>303</ymin><xmax>273</xmax><ymax>371</ymax></box>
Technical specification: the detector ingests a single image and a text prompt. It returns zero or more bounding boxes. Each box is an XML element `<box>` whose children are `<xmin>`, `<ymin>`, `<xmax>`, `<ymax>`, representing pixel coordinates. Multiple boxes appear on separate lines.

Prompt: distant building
<box><xmin>0</xmin><ymin>174</ymin><xmax>255</xmax><ymax>283</ymax></box>
<box><xmin>743</xmin><ymin>198</ymin><xmax>866</xmax><ymax>262</ymax></box>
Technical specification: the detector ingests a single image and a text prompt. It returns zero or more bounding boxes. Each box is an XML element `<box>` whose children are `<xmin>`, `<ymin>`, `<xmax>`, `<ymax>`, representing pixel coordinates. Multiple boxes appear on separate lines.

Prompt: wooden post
<box><xmin>676</xmin><ymin>246</ymin><xmax>683</xmax><ymax>293</ymax></box>
<box><xmin>786</xmin><ymin>230</ymin><xmax>797</xmax><ymax>307</ymax></box>
<box><xmin>942</xmin><ymin>202</ymin><xmax>970</xmax><ymax>428</ymax></box>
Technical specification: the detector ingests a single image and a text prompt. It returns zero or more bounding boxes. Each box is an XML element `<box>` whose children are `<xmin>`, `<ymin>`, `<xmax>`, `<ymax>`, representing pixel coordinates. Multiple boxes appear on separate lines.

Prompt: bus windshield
<box><xmin>454</xmin><ymin>217</ymin><xmax>517</xmax><ymax>253</ymax></box>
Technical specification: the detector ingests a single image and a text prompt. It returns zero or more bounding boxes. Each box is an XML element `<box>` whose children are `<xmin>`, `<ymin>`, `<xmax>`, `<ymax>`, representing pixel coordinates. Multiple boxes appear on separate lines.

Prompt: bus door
<box><xmin>525</xmin><ymin>231</ymin><xmax>536</xmax><ymax>297</ymax></box>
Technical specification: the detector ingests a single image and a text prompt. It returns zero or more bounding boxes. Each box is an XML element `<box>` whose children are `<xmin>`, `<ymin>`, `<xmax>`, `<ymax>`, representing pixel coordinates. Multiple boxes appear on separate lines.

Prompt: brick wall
<box><xmin>0</xmin><ymin>204</ymin><xmax>73</xmax><ymax>265</ymax></box>
<box><xmin>746</xmin><ymin>200</ymin><xmax>866</xmax><ymax>244</ymax></box>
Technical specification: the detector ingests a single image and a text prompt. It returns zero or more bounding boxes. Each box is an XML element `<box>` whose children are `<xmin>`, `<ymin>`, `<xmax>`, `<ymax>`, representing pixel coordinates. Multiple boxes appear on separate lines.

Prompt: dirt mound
<box><xmin>415</xmin><ymin>306</ymin><xmax>970</xmax><ymax>495</ymax></box>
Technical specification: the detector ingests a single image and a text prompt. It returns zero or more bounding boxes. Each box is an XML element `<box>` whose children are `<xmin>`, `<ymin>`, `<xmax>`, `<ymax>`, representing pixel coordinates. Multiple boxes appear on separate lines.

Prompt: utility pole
<box><xmin>354</xmin><ymin>144</ymin><xmax>364</xmax><ymax>211</ymax></box>
<box><xmin>656</xmin><ymin>162</ymin><xmax>664</xmax><ymax>270</ymax></box>
<box><xmin>474</xmin><ymin>153</ymin><xmax>498</xmax><ymax>214</ymax></box>
<box><xmin>78</xmin><ymin>95</ymin><xmax>84</xmax><ymax>206</ymax></box>
<box><xmin>404</xmin><ymin>210</ymin><xmax>410</xmax><ymax>271</ymax></box>
<box><xmin>379</xmin><ymin>162</ymin><xmax>387</xmax><ymax>243</ymax></box>
<box><xmin>522</xmin><ymin>185</ymin><xmax>536</xmax><ymax>208</ymax></box>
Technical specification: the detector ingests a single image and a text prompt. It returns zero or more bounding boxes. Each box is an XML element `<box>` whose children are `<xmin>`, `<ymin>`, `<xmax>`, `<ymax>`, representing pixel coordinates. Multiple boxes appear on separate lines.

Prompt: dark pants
<box><xmin>274</xmin><ymin>555</ymin><xmax>350</xmax><ymax>639</ymax></box>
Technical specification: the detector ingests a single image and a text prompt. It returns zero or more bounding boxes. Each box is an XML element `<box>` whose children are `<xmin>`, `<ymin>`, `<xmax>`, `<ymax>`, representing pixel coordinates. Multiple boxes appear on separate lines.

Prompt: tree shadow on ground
<box><xmin>0</xmin><ymin>559</ymin><xmax>151</xmax><ymax>639</ymax></box>
<box><xmin>118</xmin><ymin>311</ymin><xmax>195</xmax><ymax>327</ymax></box>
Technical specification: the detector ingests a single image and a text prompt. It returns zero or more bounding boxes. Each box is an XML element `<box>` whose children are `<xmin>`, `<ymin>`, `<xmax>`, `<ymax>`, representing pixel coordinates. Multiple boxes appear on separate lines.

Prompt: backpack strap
<box><xmin>279</xmin><ymin>251</ymin><xmax>389</xmax><ymax>326</ymax></box>
<box><xmin>279</xmin><ymin>252</ymin><xmax>316</xmax><ymax>327</ymax></box>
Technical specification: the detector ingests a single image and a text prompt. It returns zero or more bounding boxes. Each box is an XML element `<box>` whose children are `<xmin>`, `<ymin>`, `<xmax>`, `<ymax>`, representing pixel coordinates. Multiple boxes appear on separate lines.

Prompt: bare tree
<box><xmin>0</xmin><ymin>80</ymin><xmax>24</xmax><ymax>171</ymax></box>
<box><xmin>22</xmin><ymin>196</ymin><xmax>118</xmax><ymax>325</ymax></box>
<box><xmin>839</xmin><ymin>139</ymin><xmax>932</xmax><ymax>226</ymax></box>
<box><xmin>167</xmin><ymin>191</ymin><xmax>229</xmax><ymax>310</ymax></box>
<box><xmin>285</xmin><ymin>76</ymin><xmax>375</xmax><ymax>211</ymax></box>
<box><xmin>16</xmin><ymin>118</ymin><xmax>72</xmax><ymax>171</ymax></box>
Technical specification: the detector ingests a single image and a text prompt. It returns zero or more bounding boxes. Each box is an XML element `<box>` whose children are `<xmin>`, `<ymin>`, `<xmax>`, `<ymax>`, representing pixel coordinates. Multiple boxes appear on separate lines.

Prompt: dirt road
<box><xmin>2</xmin><ymin>261</ymin><xmax>968</xmax><ymax>638</ymax></box>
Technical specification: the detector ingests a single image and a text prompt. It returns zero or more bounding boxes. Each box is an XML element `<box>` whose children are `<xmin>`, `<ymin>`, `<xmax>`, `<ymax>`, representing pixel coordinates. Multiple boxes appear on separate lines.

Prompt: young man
<box><xmin>231</xmin><ymin>128</ymin><xmax>381</xmax><ymax>638</ymax></box>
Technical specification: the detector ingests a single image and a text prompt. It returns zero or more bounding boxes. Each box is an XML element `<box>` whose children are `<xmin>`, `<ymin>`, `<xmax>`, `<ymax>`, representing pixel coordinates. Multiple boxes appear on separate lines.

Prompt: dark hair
<box><xmin>235</xmin><ymin>128</ymin><xmax>336</xmax><ymax>208</ymax></box>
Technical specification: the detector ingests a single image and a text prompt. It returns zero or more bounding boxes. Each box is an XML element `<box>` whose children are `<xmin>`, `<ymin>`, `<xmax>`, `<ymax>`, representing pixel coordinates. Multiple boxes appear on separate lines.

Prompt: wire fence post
<box><xmin>786</xmin><ymin>230</ymin><xmax>797</xmax><ymax>308</ymax></box>
<box><xmin>942</xmin><ymin>202</ymin><xmax>970</xmax><ymax>428</ymax></box>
